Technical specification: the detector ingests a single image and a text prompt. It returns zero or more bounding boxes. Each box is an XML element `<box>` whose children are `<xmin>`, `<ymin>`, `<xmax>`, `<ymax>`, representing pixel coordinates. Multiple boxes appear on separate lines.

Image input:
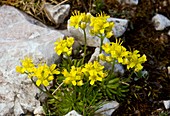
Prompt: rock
<box><xmin>44</xmin><ymin>4</ymin><xmax>70</xmax><ymax>28</ymax></box>
<box><xmin>34</xmin><ymin>106</ymin><xmax>45</xmax><ymax>116</ymax></box>
<box><xmin>0</xmin><ymin>5</ymin><xmax>64</xmax><ymax>115</ymax></box>
<box><xmin>95</xmin><ymin>101</ymin><xmax>119</xmax><ymax>116</ymax></box>
<box><xmin>107</xmin><ymin>18</ymin><xmax>128</xmax><ymax>37</ymax></box>
<box><xmin>88</xmin><ymin>47</ymin><xmax>100</xmax><ymax>62</ymax></box>
<box><xmin>163</xmin><ymin>100</ymin><xmax>170</xmax><ymax>109</ymax></box>
<box><xmin>168</xmin><ymin>66</ymin><xmax>170</xmax><ymax>74</ymax></box>
<box><xmin>152</xmin><ymin>14</ymin><xmax>170</xmax><ymax>30</ymax></box>
<box><xmin>65</xmin><ymin>110</ymin><xmax>82</xmax><ymax>116</ymax></box>
<box><xmin>100</xmin><ymin>60</ymin><xmax>125</xmax><ymax>75</ymax></box>
<box><xmin>117</xmin><ymin>0</ymin><xmax>139</xmax><ymax>5</ymax></box>
<box><xmin>168</xmin><ymin>30</ymin><xmax>170</xmax><ymax>36</ymax></box>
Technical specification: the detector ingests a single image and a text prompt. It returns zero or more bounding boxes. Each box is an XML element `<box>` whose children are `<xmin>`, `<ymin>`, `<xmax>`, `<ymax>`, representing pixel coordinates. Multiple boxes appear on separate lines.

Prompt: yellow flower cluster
<box><xmin>69</xmin><ymin>11</ymin><xmax>114</xmax><ymax>38</ymax></box>
<box><xmin>62</xmin><ymin>66</ymin><xmax>84</xmax><ymax>86</ymax></box>
<box><xmin>34</xmin><ymin>64</ymin><xmax>60</xmax><ymax>86</ymax></box>
<box><xmin>62</xmin><ymin>61</ymin><xmax>107</xmax><ymax>86</ymax></box>
<box><xmin>82</xmin><ymin>61</ymin><xmax>107</xmax><ymax>85</ymax></box>
<box><xmin>90</xmin><ymin>13</ymin><xmax>114</xmax><ymax>38</ymax></box>
<box><xmin>126</xmin><ymin>50</ymin><xmax>147</xmax><ymax>72</ymax></box>
<box><xmin>99</xmin><ymin>39</ymin><xmax>147</xmax><ymax>72</ymax></box>
<box><xmin>16</xmin><ymin>57</ymin><xmax>60</xmax><ymax>87</ymax></box>
<box><xmin>69</xmin><ymin>11</ymin><xmax>91</xmax><ymax>29</ymax></box>
<box><xmin>54</xmin><ymin>37</ymin><xmax>74</xmax><ymax>56</ymax></box>
<box><xmin>16</xmin><ymin>57</ymin><xmax>35</xmax><ymax>75</ymax></box>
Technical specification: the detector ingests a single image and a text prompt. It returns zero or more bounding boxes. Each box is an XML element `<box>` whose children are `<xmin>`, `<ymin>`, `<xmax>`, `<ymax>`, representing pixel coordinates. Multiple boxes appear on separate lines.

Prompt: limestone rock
<box><xmin>65</xmin><ymin>110</ymin><xmax>82</xmax><ymax>116</ymax></box>
<box><xmin>168</xmin><ymin>30</ymin><xmax>170</xmax><ymax>36</ymax></box>
<box><xmin>95</xmin><ymin>101</ymin><xmax>119</xmax><ymax>116</ymax></box>
<box><xmin>117</xmin><ymin>0</ymin><xmax>138</xmax><ymax>5</ymax></box>
<box><xmin>44</xmin><ymin>4</ymin><xmax>70</xmax><ymax>28</ymax></box>
<box><xmin>168</xmin><ymin>66</ymin><xmax>170</xmax><ymax>74</ymax></box>
<box><xmin>152</xmin><ymin>14</ymin><xmax>170</xmax><ymax>30</ymax></box>
<box><xmin>34</xmin><ymin>106</ymin><xmax>45</xmax><ymax>115</ymax></box>
<box><xmin>107</xmin><ymin>18</ymin><xmax>128</xmax><ymax>37</ymax></box>
<box><xmin>163</xmin><ymin>100</ymin><xmax>170</xmax><ymax>109</ymax></box>
<box><xmin>0</xmin><ymin>5</ymin><xmax>64</xmax><ymax>115</ymax></box>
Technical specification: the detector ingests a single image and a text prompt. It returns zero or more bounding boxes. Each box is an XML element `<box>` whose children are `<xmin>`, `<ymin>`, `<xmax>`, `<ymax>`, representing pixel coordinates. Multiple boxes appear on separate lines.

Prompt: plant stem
<box><xmin>110</xmin><ymin>58</ymin><xmax>116</xmax><ymax>75</ymax></box>
<box><xmin>31</xmin><ymin>78</ymin><xmax>57</xmax><ymax>100</ymax></box>
<box><xmin>52</xmin><ymin>82</ymin><xmax>64</xmax><ymax>95</ymax></box>
<box><xmin>82</xmin><ymin>29</ymin><xmax>87</xmax><ymax>64</ymax></box>
<box><xmin>98</xmin><ymin>35</ymin><xmax>104</xmax><ymax>61</ymax></box>
<box><xmin>127</xmin><ymin>70</ymin><xmax>134</xmax><ymax>82</ymax></box>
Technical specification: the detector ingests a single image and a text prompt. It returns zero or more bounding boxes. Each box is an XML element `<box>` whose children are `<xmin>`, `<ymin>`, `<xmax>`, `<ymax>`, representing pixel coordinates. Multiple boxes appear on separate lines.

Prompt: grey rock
<box><xmin>88</xmin><ymin>47</ymin><xmax>100</xmax><ymax>62</ymax></box>
<box><xmin>65</xmin><ymin>110</ymin><xmax>82</xmax><ymax>116</ymax></box>
<box><xmin>34</xmin><ymin>106</ymin><xmax>45</xmax><ymax>115</ymax></box>
<box><xmin>117</xmin><ymin>0</ymin><xmax>138</xmax><ymax>5</ymax></box>
<box><xmin>95</xmin><ymin>101</ymin><xmax>119</xmax><ymax>116</ymax></box>
<box><xmin>152</xmin><ymin>14</ymin><xmax>170</xmax><ymax>30</ymax></box>
<box><xmin>0</xmin><ymin>5</ymin><xmax>64</xmax><ymax>115</ymax></box>
<box><xmin>44</xmin><ymin>4</ymin><xmax>70</xmax><ymax>28</ymax></box>
<box><xmin>107</xmin><ymin>18</ymin><xmax>128</xmax><ymax>37</ymax></box>
<box><xmin>168</xmin><ymin>66</ymin><xmax>170</xmax><ymax>74</ymax></box>
<box><xmin>168</xmin><ymin>30</ymin><xmax>170</xmax><ymax>36</ymax></box>
<box><xmin>163</xmin><ymin>100</ymin><xmax>170</xmax><ymax>109</ymax></box>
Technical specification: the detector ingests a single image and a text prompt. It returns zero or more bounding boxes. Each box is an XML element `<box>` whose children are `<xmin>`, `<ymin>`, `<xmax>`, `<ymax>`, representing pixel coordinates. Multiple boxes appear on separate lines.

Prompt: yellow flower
<box><xmin>102</xmin><ymin>43</ymin><xmax>111</xmax><ymax>54</ymax></box>
<box><xmin>34</xmin><ymin>63</ymin><xmax>60</xmax><ymax>87</ymax></box>
<box><xmin>62</xmin><ymin>66</ymin><xmax>84</xmax><ymax>86</ymax></box>
<box><xmin>82</xmin><ymin>61</ymin><xmax>107</xmax><ymax>85</ymax></box>
<box><xmin>54</xmin><ymin>37</ymin><xmax>74</xmax><ymax>56</ymax></box>
<box><xmin>16</xmin><ymin>57</ymin><xmax>35</xmax><ymax>77</ymax></box>
<box><xmin>16</xmin><ymin>66</ymin><xmax>24</xmax><ymax>74</ymax></box>
<box><xmin>90</xmin><ymin>12</ymin><xmax>114</xmax><ymax>38</ymax></box>
<box><xmin>99</xmin><ymin>54</ymin><xmax>106</xmax><ymax>61</ymax></box>
<box><xmin>69</xmin><ymin>11</ymin><xmax>91</xmax><ymax>29</ymax></box>
<box><xmin>127</xmin><ymin>50</ymin><xmax>147</xmax><ymax>72</ymax></box>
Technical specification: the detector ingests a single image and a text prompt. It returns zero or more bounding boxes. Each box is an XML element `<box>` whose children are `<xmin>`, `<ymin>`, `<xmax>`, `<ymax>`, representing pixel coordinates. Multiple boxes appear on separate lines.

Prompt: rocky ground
<box><xmin>0</xmin><ymin>0</ymin><xmax>170</xmax><ymax>115</ymax></box>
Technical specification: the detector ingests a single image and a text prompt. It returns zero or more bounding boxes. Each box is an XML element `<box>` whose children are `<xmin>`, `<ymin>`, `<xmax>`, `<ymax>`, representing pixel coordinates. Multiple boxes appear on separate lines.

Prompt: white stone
<box><xmin>88</xmin><ymin>47</ymin><xmax>100</xmax><ymax>62</ymax></box>
<box><xmin>152</xmin><ymin>14</ymin><xmax>170</xmax><ymax>30</ymax></box>
<box><xmin>95</xmin><ymin>101</ymin><xmax>119</xmax><ymax>116</ymax></box>
<box><xmin>65</xmin><ymin>110</ymin><xmax>82</xmax><ymax>116</ymax></box>
<box><xmin>107</xmin><ymin>18</ymin><xmax>128</xmax><ymax>37</ymax></box>
<box><xmin>44</xmin><ymin>4</ymin><xmax>70</xmax><ymax>27</ymax></box>
<box><xmin>34</xmin><ymin>106</ymin><xmax>45</xmax><ymax>115</ymax></box>
<box><xmin>168</xmin><ymin>30</ymin><xmax>170</xmax><ymax>36</ymax></box>
<box><xmin>163</xmin><ymin>100</ymin><xmax>170</xmax><ymax>109</ymax></box>
<box><xmin>100</xmin><ymin>60</ymin><xmax>125</xmax><ymax>75</ymax></box>
<box><xmin>0</xmin><ymin>5</ymin><xmax>64</xmax><ymax>115</ymax></box>
<box><xmin>117</xmin><ymin>0</ymin><xmax>138</xmax><ymax>5</ymax></box>
<box><xmin>168</xmin><ymin>66</ymin><xmax>170</xmax><ymax>74</ymax></box>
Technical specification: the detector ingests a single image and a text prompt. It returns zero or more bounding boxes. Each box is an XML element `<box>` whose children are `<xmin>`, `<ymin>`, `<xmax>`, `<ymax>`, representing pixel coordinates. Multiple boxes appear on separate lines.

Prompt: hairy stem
<box><xmin>82</xmin><ymin>29</ymin><xmax>87</xmax><ymax>64</ymax></box>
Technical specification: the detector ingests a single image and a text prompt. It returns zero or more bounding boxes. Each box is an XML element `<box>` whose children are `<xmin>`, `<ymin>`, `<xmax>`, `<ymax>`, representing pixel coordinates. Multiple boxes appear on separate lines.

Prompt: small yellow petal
<box><xmin>43</xmin><ymin>80</ymin><xmax>49</xmax><ymax>86</ymax></box>
<box><xmin>48</xmin><ymin>76</ymin><xmax>54</xmax><ymax>81</ymax></box>
<box><xmin>36</xmin><ymin>80</ymin><xmax>41</xmax><ymax>86</ymax></box>
<box><xmin>50</xmin><ymin>64</ymin><xmax>56</xmax><ymax>71</ymax></box>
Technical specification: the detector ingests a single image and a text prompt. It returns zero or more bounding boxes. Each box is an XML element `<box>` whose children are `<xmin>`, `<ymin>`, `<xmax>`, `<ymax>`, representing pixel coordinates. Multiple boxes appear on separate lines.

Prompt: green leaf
<box><xmin>108</xmin><ymin>78</ymin><xmax>120</xmax><ymax>84</ymax></box>
<box><xmin>106</xmin><ymin>83</ymin><xmax>119</xmax><ymax>89</ymax></box>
